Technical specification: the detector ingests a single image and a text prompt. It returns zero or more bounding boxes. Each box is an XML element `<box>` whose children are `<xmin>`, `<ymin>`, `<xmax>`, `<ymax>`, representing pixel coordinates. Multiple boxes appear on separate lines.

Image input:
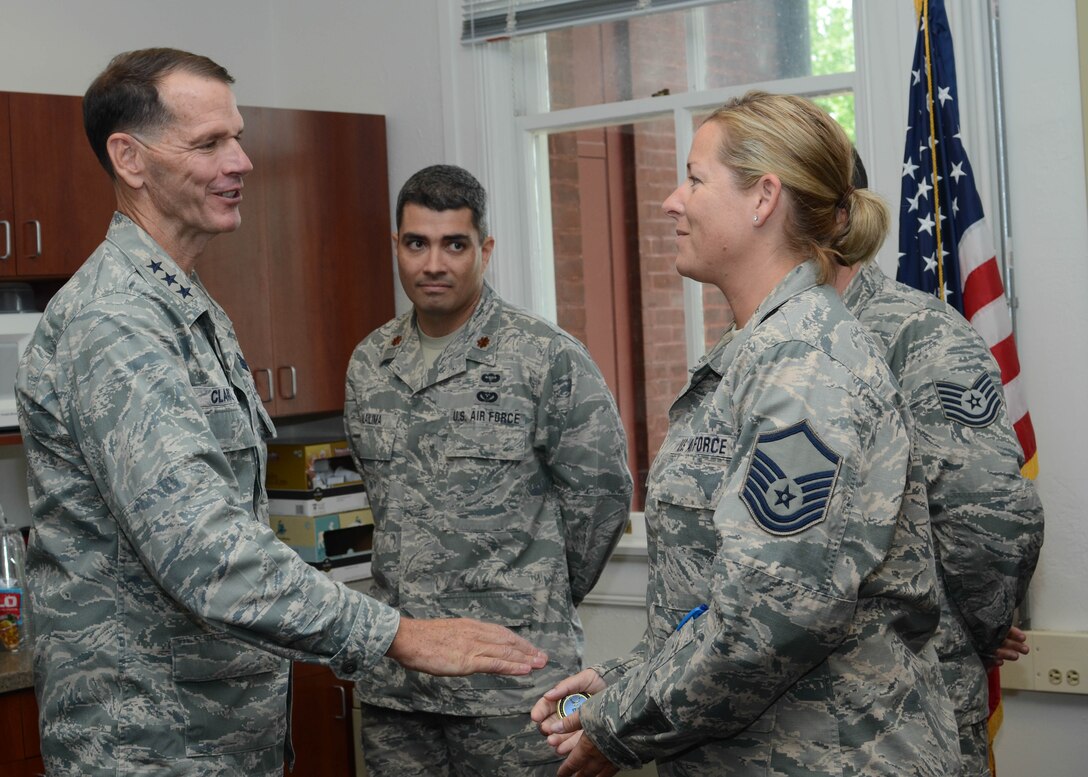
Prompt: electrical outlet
<box><xmin>1000</xmin><ymin>630</ymin><xmax>1088</xmax><ymax>695</ymax></box>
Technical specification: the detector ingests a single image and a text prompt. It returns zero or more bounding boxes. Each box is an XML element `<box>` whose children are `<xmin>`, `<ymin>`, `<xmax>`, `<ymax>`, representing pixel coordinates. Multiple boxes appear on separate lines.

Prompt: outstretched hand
<box><xmin>386</xmin><ymin>617</ymin><xmax>547</xmax><ymax>677</ymax></box>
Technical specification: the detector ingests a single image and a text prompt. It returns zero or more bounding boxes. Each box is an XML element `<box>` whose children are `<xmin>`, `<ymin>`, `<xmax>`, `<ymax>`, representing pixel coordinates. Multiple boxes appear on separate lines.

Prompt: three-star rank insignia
<box><xmin>147</xmin><ymin>261</ymin><xmax>193</xmax><ymax>300</ymax></box>
<box><xmin>741</xmin><ymin>420</ymin><xmax>842</xmax><ymax>536</ymax></box>
<box><xmin>933</xmin><ymin>372</ymin><xmax>1001</xmax><ymax>428</ymax></box>
<box><xmin>476</xmin><ymin>336</ymin><xmax>490</xmax><ymax>349</ymax></box>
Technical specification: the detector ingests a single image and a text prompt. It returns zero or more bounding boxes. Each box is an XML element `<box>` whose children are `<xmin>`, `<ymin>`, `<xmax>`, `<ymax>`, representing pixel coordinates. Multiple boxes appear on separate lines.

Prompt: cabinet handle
<box><xmin>333</xmin><ymin>684</ymin><xmax>347</xmax><ymax>720</ymax></box>
<box><xmin>0</xmin><ymin>220</ymin><xmax>10</xmax><ymax>260</ymax></box>
<box><xmin>254</xmin><ymin>368</ymin><xmax>275</xmax><ymax>403</ymax></box>
<box><xmin>278</xmin><ymin>365</ymin><xmax>298</xmax><ymax>399</ymax></box>
<box><xmin>24</xmin><ymin>220</ymin><xmax>42</xmax><ymax>257</ymax></box>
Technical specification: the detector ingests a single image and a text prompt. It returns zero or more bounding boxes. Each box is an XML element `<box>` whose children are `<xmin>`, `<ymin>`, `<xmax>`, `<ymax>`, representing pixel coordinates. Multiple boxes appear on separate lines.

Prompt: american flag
<box><xmin>897</xmin><ymin>0</ymin><xmax>1037</xmax><ymax>478</ymax></box>
<box><xmin>897</xmin><ymin>1</ymin><xmax>1037</xmax><ymax>770</ymax></box>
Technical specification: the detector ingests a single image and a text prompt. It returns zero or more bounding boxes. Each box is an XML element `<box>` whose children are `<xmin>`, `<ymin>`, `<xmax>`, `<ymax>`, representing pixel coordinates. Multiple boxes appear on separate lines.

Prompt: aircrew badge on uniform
<box><xmin>741</xmin><ymin>420</ymin><xmax>841</xmax><ymax>536</ymax></box>
<box><xmin>933</xmin><ymin>372</ymin><xmax>1001</xmax><ymax>428</ymax></box>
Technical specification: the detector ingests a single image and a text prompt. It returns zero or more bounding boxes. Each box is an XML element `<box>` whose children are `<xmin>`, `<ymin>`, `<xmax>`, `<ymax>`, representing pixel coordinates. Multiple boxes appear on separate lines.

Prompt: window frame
<box><xmin>442</xmin><ymin>0</ymin><xmax>1001</xmax><ymax>320</ymax></box>
<box><xmin>439</xmin><ymin>0</ymin><xmax>1001</xmax><ymax>423</ymax></box>
<box><xmin>436</xmin><ymin>0</ymin><xmax>1002</xmax><ymax>531</ymax></box>
<box><xmin>516</xmin><ymin>69</ymin><xmax>857</xmax><ymax>366</ymax></box>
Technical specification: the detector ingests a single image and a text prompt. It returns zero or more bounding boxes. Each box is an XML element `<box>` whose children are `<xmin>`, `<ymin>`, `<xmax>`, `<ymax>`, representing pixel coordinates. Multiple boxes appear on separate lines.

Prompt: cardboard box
<box><xmin>270</xmin><ymin>508</ymin><xmax>374</xmax><ymax>564</ymax></box>
<box><xmin>266</xmin><ymin>437</ymin><xmax>362</xmax><ymax>492</ymax></box>
<box><xmin>268</xmin><ymin>489</ymin><xmax>369</xmax><ymax>517</ymax></box>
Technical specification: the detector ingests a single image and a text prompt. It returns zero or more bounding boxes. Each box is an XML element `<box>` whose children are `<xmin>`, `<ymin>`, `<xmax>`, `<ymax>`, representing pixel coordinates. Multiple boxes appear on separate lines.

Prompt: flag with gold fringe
<box><xmin>896</xmin><ymin>0</ymin><xmax>1038</xmax><ymax>772</ymax></box>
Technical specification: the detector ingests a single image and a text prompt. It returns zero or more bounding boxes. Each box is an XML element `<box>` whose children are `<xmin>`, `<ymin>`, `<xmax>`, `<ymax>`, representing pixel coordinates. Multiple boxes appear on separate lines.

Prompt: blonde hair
<box><xmin>702</xmin><ymin>91</ymin><xmax>889</xmax><ymax>283</ymax></box>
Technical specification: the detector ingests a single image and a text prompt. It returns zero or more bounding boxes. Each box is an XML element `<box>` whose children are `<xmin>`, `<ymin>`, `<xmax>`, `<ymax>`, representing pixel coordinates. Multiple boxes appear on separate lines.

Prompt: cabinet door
<box><xmin>196</xmin><ymin>106</ymin><xmax>278</xmax><ymax>411</ymax></box>
<box><xmin>0</xmin><ymin>687</ymin><xmax>28</xmax><ymax>763</ymax></box>
<box><xmin>199</xmin><ymin>107</ymin><xmax>394</xmax><ymax>419</ymax></box>
<box><xmin>19</xmin><ymin>687</ymin><xmax>40</xmax><ymax>762</ymax></box>
<box><xmin>288</xmin><ymin>663</ymin><xmax>355</xmax><ymax>777</ymax></box>
<box><xmin>262</xmin><ymin>109</ymin><xmax>394</xmax><ymax>417</ymax></box>
<box><xmin>7</xmin><ymin>92</ymin><xmax>116</xmax><ymax>278</ymax></box>
<box><xmin>17</xmin><ymin>755</ymin><xmax>45</xmax><ymax>777</ymax></box>
<box><xmin>0</xmin><ymin>93</ymin><xmax>15</xmax><ymax>279</ymax></box>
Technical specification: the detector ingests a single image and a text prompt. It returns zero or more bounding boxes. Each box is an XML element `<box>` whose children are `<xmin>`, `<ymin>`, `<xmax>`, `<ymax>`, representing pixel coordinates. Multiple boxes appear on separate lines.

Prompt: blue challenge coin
<box><xmin>557</xmin><ymin>692</ymin><xmax>591</xmax><ymax>719</ymax></box>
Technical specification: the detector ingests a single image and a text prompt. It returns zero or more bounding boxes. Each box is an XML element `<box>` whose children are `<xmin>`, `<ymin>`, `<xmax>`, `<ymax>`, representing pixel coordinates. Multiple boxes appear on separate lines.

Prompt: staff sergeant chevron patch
<box><xmin>933</xmin><ymin>372</ymin><xmax>1001</xmax><ymax>428</ymax></box>
<box><xmin>741</xmin><ymin>420</ymin><xmax>842</xmax><ymax>536</ymax></box>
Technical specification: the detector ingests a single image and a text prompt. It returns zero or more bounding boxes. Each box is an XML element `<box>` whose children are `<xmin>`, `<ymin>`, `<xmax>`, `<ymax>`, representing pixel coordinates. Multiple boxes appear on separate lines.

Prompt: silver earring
<box><xmin>753</xmin><ymin>215</ymin><xmax>759</xmax><ymax>223</ymax></box>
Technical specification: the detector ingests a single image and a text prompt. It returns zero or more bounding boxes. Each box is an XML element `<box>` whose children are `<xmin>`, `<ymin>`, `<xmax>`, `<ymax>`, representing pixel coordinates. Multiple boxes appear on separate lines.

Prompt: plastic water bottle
<box><xmin>0</xmin><ymin>509</ymin><xmax>29</xmax><ymax>652</ymax></box>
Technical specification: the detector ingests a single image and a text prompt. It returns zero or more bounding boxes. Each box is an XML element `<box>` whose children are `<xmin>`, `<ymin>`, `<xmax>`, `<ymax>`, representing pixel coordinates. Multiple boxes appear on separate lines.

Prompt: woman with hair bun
<box><xmin>532</xmin><ymin>91</ymin><xmax>959</xmax><ymax>777</ymax></box>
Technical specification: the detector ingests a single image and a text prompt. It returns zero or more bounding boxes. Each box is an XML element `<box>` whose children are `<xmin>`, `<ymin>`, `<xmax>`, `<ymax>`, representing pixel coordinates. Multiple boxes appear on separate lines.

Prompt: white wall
<box><xmin>1</xmin><ymin>1</ymin><xmax>1085</xmax><ymax>773</ymax></box>
<box><xmin>986</xmin><ymin>2</ymin><xmax>1088</xmax><ymax>773</ymax></box>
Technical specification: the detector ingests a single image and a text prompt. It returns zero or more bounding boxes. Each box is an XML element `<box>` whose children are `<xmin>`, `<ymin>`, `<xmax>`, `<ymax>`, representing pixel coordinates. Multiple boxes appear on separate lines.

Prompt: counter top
<box><xmin>0</xmin><ymin>648</ymin><xmax>33</xmax><ymax>694</ymax></box>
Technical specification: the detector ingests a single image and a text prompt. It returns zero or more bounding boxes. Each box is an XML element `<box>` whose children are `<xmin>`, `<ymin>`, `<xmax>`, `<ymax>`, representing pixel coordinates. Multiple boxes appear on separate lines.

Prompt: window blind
<box><xmin>461</xmin><ymin>0</ymin><xmax>722</xmax><ymax>44</ymax></box>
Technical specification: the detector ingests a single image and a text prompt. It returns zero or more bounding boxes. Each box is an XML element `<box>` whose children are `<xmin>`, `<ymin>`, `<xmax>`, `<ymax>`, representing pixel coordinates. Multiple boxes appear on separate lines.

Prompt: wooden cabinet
<box><xmin>288</xmin><ymin>662</ymin><xmax>356</xmax><ymax>777</ymax></box>
<box><xmin>0</xmin><ymin>687</ymin><xmax>43</xmax><ymax>777</ymax></box>
<box><xmin>0</xmin><ymin>92</ymin><xmax>116</xmax><ymax>279</ymax></box>
<box><xmin>0</xmin><ymin>667</ymin><xmax>356</xmax><ymax>777</ymax></box>
<box><xmin>198</xmin><ymin>106</ymin><xmax>394</xmax><ymax>419</ymax></box>
<box><xmin>0</xmin><ymin>93</ymin><xmax>391</xmax><ymax>418</ymax></box>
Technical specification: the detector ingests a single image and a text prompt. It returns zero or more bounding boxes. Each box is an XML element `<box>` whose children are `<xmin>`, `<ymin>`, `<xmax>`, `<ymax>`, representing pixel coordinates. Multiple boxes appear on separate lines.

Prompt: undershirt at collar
<box><xmin>418</xmin><ymin>321</ymin><xmax>468</xmax><ymax>371</ymax></box>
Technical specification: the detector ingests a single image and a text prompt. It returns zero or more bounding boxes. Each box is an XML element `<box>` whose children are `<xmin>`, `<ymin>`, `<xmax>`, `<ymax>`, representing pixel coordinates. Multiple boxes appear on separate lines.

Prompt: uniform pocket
<box><xmin>648</xmin><ymin>454</ymin><xmax>730</xmax><ymax>511</ymax></box>
<box><xmin>443</xmin><ymin>425</ymin><xmax>532</xmax><ymax>527</ymax></box>
<box><xmin>351</xmin><ymin>425</ymin><xmax>397</xmax><ymax>491</ymax></box>
<box><xmin>171</xmin><ymin>635</ymin><xmax>288</xmax><ymax>756</ymax></box>
<box><xmin>648</xmin><ymin>603</ymin><xmax>707</xmax><ymax>649</ymax></box>
<box><xmin>445</xmin><ymin>424</ymin><xmax>530</xmax><ymax>461</ymax></box>
<box><xmin>412</xmin><ymin>589</ymin><xmax>536</xmax><ymax>627</ymax></box>
<box><xmin>204</xmin><ymin>404</ymin><xmax>260</xmax><ymax>453</ymax></box>
<box><xmin>353</xmin><ymin>425</ymin><xmax>396</xmax><ymax>462</ymax></box>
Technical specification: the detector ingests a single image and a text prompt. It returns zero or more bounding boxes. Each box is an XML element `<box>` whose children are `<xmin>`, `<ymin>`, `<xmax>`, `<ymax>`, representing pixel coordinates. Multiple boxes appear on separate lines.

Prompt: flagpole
<box><xmin>987</xmin><ymin>0</ymin><xmax>1017</xmax><ymax>332</ymax></box>
<box><xmin>987</xmin><ymin>0</ymin><xmax>1032</xmax><ymax>633</ymax></box>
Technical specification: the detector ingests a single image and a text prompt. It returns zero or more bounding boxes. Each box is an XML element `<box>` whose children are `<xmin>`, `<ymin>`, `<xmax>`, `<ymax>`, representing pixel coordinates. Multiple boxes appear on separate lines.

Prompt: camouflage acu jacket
<box><xmin>844</xmin><ymin>261</ymin><xmax>1043</xmax><ymax>730</ymax></box>
<box><xmin>579</xmin><ymin>261</ymin><xmax>958</xmax><ymax>776</ymax></box>
<box><xmin>344</xmin><ymin>282</ymin><xmax>632</xmax><ymax>716</ymax></box>
<box><xmin>17</xmin><ymin>213</ymin><xmax>400</xmax><ymax>777</ymax></box>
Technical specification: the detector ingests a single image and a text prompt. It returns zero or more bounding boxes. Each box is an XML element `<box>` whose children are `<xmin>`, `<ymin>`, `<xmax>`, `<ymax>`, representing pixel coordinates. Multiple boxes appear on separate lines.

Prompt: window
<box><xmin>499</xmin><ymin>1</ymin><xmax>856</xmax><ymax>505</ymax></box>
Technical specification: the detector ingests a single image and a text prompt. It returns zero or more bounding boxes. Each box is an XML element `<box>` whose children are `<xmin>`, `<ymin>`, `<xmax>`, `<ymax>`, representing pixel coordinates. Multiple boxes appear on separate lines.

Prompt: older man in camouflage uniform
<box><xmin>16</xmin><ymin>49</ymin><xmax>544</xmax><ymax>777</ymax></box>
<box><xmin>344</xmin><ymin>164</ymin><xmax>632</xmax><ymax>776</ymax></box>
<box><xmin>539</xmin><ymin>260</ymin><xmax>958</xmax><ymax>776</ymax></box>
<box><xmin>833</xmin><ymin>157</ymin><xmax>1043</xmax><ymax>776</ymax></box>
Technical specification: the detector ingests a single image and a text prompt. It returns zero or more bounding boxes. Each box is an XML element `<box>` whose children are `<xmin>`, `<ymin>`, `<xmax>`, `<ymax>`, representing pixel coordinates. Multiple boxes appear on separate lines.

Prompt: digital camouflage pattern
<box><xmin>358</xmin><ymin>702</ymin><xmax>561</xmax><ymax>776</ymax></box>
<box><xmin>17</xmin><ymin>214</ymin><xmax>401</xmax><ymax>777</ymax></box>
<box><xmin>578</xmin><ymin>261</ymin><xmax>958</xmax><ymax>776</ymax></box>
<box><xmin>344</xmin><ymin>281</ymin><xmax>632</xmax><ymax>722</ymax></box>
<box><xmin>844</xmin><ymin>261</ymin><xmax>1044</xmax><ymax>776</ymax></box>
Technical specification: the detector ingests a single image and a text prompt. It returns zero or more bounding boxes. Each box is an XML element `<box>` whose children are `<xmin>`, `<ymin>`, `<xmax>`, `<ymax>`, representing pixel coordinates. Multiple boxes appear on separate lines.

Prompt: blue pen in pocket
<box><xmin>675</xmin><ymin>603</ymin><xmax>708</xmax><ymax>632</ymax></box>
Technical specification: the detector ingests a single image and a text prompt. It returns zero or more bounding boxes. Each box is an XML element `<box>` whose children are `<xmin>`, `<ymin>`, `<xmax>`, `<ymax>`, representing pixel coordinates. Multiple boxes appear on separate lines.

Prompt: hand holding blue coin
<box><xmin>557</xmin><ymin>692</ymin><xmax>591</xmax><ymax>718</ymax></box>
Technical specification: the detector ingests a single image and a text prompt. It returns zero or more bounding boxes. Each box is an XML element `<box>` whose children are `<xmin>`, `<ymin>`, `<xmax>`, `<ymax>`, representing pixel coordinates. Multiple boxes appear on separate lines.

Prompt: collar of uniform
<box><xmin>383</xmin><ymin>283</ymin><xmax>501</xmax><ymax>391</ymax></box>
<box><xmin>680</xmin><ymin>324</ymin><xmax>734</xmax><ymax>402</ymax></box>
<box><xmin>841</xmin><ymin>260</ymin><xmax>883</xmax><ymax>315</ymax></box>
<box><xmin>718</xmin><ymin>259</ymin><xmax>819</xmax><ymax>371</ymax></box>
<box><xmin>380</xmin><ymin>314</ymin><xmax>416</xmax><ymax>363</ymax></box>
<box><xmin>692</xmin><ymin>326</ymin><xmax>735</xmax><ymax>377</ymax></box>
<box><xmin>104</xmin><ymin>212</ymin><xmax>210</xmax><ymax>326</ymax></box>
<box><xmin>381</xmin><ymin>313</ymin><xmax>430</xmax><ymax>392</ymax></box>
<box><xmin>751</xmin><ymin>259</ymin><xmax>820</xmax><ymax>328</ymax></box>
<box><xmin>462</xmin><ymin>282</ymin><xmax>501</xmax><ymax>367</ymax></box>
